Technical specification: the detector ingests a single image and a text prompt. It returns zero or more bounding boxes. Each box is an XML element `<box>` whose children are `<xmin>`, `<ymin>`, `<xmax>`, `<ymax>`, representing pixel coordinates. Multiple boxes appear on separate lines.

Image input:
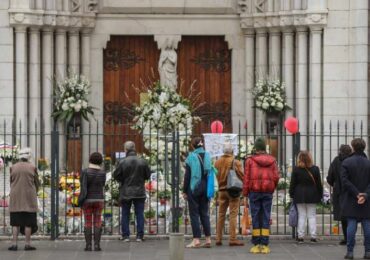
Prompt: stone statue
<box><xmin>158</xmin><ymin>46</ymin><xmax>178</xmax><ymax>90</ymax></box>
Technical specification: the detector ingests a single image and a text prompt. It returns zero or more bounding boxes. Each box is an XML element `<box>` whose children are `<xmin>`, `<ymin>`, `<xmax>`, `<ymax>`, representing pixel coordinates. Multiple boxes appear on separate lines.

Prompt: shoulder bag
<box><xmin>226</xmin><ymin>159</ymin><xmax>243</xmax><ymax>198</ymax></box>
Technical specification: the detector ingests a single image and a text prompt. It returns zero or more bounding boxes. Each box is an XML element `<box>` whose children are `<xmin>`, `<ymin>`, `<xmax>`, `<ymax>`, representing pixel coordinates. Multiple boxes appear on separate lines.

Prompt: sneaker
<box><xmin>310</xmin><ymin>238</ymin><xmax>318</xmax><ymax>243</ymax></box>
<box><xmin>120</xmin><ymin>236</ymin><xmax>130</xmax><ymax>242</ymax></box>
<box><xmin>297</xmin><ymin>238</ymin><xmax>304</xmax><ymax>244</ymax></box>
<box><xmin>136</xmin><ymin>238</ymin><xmax>143</xmax><ymax>242</ymax></box>
<box><xmin>260</xmin><ymin>245</ymin><xmax>270</xmax><ymax>254</ymax></box>
<box><xmin>229</xmin><ymin>240</ymin><xmax>244</xmax><ymax>246</ymax></box>
<box><xmin>249</xmin><ymin>244</ymin><xmax>261</xmax><ymax>254</ymax></box>
<box><xmin>24</xmin><ymin>245</ymin><xmax>36</xmax><ymax>251</ymax></box>
<box><xmin>8</xmin><ymin>245</ymin><xmax>17</xmax><ymax>251</ymax></box>
<box><xmin>344</xmin><ymin>252</ymin><xmax>354</xmax><ymax>259</ymax></box>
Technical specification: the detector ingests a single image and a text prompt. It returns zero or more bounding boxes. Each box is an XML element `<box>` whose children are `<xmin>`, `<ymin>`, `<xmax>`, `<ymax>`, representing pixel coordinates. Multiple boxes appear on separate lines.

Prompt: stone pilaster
<box><xmin>269</xmin><ymin>28</ymin><xmax>281</xmax><ymax>78</ymax></box>
<box><xmin>244</xmin><ymin>29</ymin><xmax>255</xmax><ymax>133</ymax></box>
<box><xmin>256</xmin><ymin>28</ymin><xmax>268</xmax><ymax>130</ymax></box>
<box><xmin>42</xmin><ymin>28</ymin><xmax>54</xmax><ymax>159</ymax></box>
<box><xmin>55</xmin><ymin>29</ymin><xmax>67</xmax><ymax>79</ymax></box>
<box><xmin>29</xmin><ymin>27</ymin><xmax>41</xmax><ymax>156</ymax></box>
<box><xmin>282</xmin><ymin>29</ymin><xmax>294</xmax><ymax>116</ymax></box>
<box><xmin>68</xmin><ymin>29</ymin><xmax>80</xmax><ymax>74</ymax></box>
<box><xmin>15</xmin><ymin>26</ymin><xmax>28</xmax><ymax>147</ymax></box>
<box><xmin>296</xmin><ymin>27</ymin><xmax>308</xmax><ymax>148</ymax></box>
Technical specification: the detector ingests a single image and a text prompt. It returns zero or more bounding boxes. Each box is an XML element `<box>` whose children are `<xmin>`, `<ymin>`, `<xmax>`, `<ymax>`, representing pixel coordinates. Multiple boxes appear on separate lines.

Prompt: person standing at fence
<box><xmin>8</xmin><ymin>148</ymin><xmax>40</xmax><ymax>251</ymax></box>
<box><xmin>113</xmin><ymin>141</ymin><xmax>151</xmax><ymax>242</ymax></box>
<box><xmin>80</xmin><ymin>152</ymin><xmax>106</xmax><ymax>251</ymax></box>
<box><xmin>326</xmin><ymin>144</ymin><xmax>352</xmax><ymax>245</ymax></box>
<box><xmin>340</xmin><ymin>138</ymin><xmax>370</xmax><ymax>260</ymax></box>
<box><xmin>182</xmin><ymin>136</ymin><xmax>212</xmax><ymax>248</ymax></box>
<box><xmin>289</xmin><ymin>150</ymin><xmax>323</xmax><ymax>244</ymax></box>
<box><xmin>243</xmin><ymin>137</ymin><xmax>279</xmax><ymax>254</ymax></box>
<box><xmin>214</xmin><ymin>142</ymin><xmax>244</xmax><ymax>246</ymax></box>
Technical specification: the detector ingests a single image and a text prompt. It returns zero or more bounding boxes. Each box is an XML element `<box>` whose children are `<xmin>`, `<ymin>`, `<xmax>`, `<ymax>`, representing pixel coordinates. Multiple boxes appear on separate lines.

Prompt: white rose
<box><xmin>276</xmin><ymin>102</ymin><xmax>284</xmax><ymax>110</ymax></box>
<box><xmin>62</xmin><ymin>103</ymin><xmax>69</xmax><ymax>111</ymax></box>
<box><xmin>74</xmin><ymin>103</ymin><xmax>81</xmax><ymax>112</ymax></box>
<box><xmin>82</xmin><ymin>101</ymin><xmax>87</xmax><ymax>109</ymax></box>
<box><xmin>262</xmin><ymin>102</ymin><xmax>269</xmax><ymax>110</ymax></box>
<box><xmin>256</xmin><ymin>101</ymin><xmax>262</xmax><ymax>107</ymax></box>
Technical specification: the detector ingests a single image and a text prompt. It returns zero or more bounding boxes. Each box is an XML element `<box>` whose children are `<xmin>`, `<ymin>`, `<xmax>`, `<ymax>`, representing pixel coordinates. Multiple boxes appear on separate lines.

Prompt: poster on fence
<box><xmin>203</xmin><ymin>133</ymin><xmax>238</xmax><ymax>158</ymax></box>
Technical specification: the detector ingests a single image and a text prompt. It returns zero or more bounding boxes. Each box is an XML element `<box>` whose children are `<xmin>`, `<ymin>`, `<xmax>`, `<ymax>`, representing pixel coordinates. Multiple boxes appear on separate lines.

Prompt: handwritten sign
<box><xmin>203</xmin><ymin>133</ymin><xmax>239</xmax><ymax>158</ymax></box>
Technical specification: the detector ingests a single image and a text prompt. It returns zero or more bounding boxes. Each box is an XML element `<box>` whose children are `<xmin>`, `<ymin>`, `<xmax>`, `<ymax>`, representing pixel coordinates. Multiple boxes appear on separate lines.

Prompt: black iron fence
<box><xmin>0</xmin><ymin>118</ymin><xmax>368</xmax><ymax>239</ymax></box>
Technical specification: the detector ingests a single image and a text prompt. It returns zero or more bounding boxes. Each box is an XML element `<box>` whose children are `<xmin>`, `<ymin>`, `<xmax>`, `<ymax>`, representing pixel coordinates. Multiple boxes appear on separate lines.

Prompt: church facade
<box><xmin>0</xmin><ymin>0</ymin><xmax>368</xmax><ymax>164</ymax></box>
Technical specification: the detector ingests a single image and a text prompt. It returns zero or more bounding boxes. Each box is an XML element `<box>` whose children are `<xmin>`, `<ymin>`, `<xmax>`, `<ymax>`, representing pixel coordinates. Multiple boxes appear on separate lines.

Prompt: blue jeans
<box><xmin>187</xmin><ymin>192</ymin><xmax>211</xmax><ymax>238</ymax></box>
<box><xmin>121</xmin><ymin>198</ymin><xmax>145</xmax><ymax>239</ymax></box>
<box><xmin>249</xmin><ymin>192</ymin><xmax>273</xmax><ymax>245</ymax></box>
<box><xmin>347</xmin><ymin>218</ymin><xmax>370</xmax><ymax>253</ymax></box>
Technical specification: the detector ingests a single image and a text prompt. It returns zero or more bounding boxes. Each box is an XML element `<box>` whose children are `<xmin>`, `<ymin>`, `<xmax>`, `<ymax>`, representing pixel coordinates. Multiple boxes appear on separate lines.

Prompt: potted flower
<box><xmin>158</xmin><ymin>189</ymin><xmax>171</xmax><ymax>205</ymax></box>
<box><xmin>144</xmin><ymin>208</ymin><xmax>156</xmax><ymax>225</ymax></box>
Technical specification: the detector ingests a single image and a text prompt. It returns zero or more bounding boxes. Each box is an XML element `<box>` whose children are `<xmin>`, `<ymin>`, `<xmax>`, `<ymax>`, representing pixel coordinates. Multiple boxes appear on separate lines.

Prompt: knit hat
<box><xmin>254</xmin><ymin>137</ymin><xmax>266</xmax><ymax>151</ymax></box>
<box><xmin>19</xmin><ymin>147</ymin><xmax>32</xmax><ymax>160</ymax></box>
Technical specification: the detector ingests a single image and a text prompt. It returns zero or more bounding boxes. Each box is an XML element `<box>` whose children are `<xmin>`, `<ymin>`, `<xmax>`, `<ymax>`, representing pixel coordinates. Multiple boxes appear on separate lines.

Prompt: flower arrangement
<box><xmin>251</xmin><ymin>78</ymin><xmax>290</xmax><ymax>113</ymax></box>
<box><xmin>0</xmin><ymin>142</ymin><xmax>19</xmax><ymax>165</ymax></box>
<box><xmin>236</xmin><ymin>138</ymin><xmax>255</xmax><ymax>160</ymax></box>
<box><xmin>38</xmin><ymin>158</ymin><xmax>49</xmax><ymax>171</ymax></box>
<box><xmin>132</xmin><ymin>81</ymin><xmax>200</xmax><ymax>132</ymax></box>
<box><xmin>52</xmin><ymin>71</ymin><xmax>95</xmax><ymax>122</ymax></box>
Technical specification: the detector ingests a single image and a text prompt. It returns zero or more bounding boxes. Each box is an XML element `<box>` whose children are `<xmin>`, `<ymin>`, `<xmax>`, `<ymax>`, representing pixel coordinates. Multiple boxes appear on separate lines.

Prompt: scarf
<box><xmin>185</xmin><ymin>147</ymin><xmax>212</xmax><ymax>192</ymax></box>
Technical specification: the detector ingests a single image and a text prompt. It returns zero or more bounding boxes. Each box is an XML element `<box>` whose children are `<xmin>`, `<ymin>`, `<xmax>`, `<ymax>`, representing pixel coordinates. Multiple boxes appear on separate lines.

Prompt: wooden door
<box><xmin>103</xmin><ymin>36</ymin><xmax>160</xmax><ymax>159</ymax></box>
<box><xmin>177</xmin><ymin>36</ymin><xmax>232</xmax><ymax>134</ymax></box>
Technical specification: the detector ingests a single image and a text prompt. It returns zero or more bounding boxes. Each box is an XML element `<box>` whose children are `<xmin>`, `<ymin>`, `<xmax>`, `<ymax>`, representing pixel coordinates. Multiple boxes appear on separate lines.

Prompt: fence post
<box><xmin>50</xmin><ymin>125</ymin><xmax>59</xmax><ymax>240</ymax></box>
<box><xmin>291</xmin><ymin>131</ymin><xmax>300</xmax><ymax>239</ymax></box>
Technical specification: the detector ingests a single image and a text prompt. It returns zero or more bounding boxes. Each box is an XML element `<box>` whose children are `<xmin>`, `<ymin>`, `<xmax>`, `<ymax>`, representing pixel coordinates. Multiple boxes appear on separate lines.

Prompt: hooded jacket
<box><xmin>243</xmin><ymin>153</ymin><xmax>279</xmax><ymax>196</ymax></box>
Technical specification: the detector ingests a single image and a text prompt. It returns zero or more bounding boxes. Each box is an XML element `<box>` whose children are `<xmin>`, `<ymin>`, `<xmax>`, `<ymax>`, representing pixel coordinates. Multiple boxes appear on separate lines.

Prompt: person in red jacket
<box><xmin>243</xmin><ymin>137</ymin><xmax>279</xmax><ymax>254</ymax></box>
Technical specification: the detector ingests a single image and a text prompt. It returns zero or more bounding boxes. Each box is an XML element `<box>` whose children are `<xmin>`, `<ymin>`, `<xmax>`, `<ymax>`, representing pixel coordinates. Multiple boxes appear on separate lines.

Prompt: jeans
<box><xmin>121</xmin><ymin>198</ymin><xmax>145</xmax><ymax>239</ymax></box>
<box><xmin>347</xmin><ymin>218</ymin><xmax>370</xmax><ymax>253</ymax></box>
<box><xmin>187</xmin><ymin>192</ymin><xmax>211</xmax><ymax>238</ymax></box>
<box><xmin>216</xmin><ymin>191</ymin><xmax>240</xmax><ymax>241</ymax></box>
<box><xmin>296</xmin><ymin>203</ymin><xmax>317</xmax><ymax>238</ymax></box>
<box><xmin>249</xmin><ymin>192</ymin><xmax>273</xmax><ymax>245</ymax></box>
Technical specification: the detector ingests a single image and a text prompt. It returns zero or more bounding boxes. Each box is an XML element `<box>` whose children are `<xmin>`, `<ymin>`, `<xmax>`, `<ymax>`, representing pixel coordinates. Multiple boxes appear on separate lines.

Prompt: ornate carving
<box><xmin>255</xmin><ymin>0</ymin><xmax>266</xmax><ymax>13</ymax></box>
<box><xmin>70</xmin><ymin>0</ymin><xmax>81</xmax><ymax>12</ymax></box>
<box><xmin>193</xmin><ymin>103</ymin><xmax>231</xmax><ymax>126</ymax></box>
<box><xmin>190</xmin><ymin>49</ymin><xmax>231</xmax><ymax>73</ymax></box>
<box><xmin>86</xmin><ymin>0</ymin><xmax>98</xmax><ymax>12</ymax></box>
<box><xmin>103</xmin><ymin>102</ymin><xmax>135</xmax><ymax>124</ymax></box>
<box><xmin>13</xmin><ymin>13</ymin><xmax>25</xmax><ymax>23</ymax></box>
<box><xmin>238</xmin><ymin>0</ymin><xmax>250</xmax><ymax>14</ymax></box>
<box><xmin>104</xmin><ymin>49</ymin><xmax>145</xmax><ymax>71</ymax></box>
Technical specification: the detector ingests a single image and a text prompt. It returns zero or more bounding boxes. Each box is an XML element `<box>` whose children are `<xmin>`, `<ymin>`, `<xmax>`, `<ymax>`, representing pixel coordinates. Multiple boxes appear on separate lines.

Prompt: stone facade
<box><xmin>0</xmin><ymin>0</ymin><xmax>368</xmax><ymax>165</ymax></box>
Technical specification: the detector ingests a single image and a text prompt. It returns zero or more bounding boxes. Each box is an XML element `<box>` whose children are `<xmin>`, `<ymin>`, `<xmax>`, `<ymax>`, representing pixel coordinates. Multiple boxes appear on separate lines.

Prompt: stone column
<box><xmin>81</xmin><ymin>29</ymin><xmax>92</xmax><ymax>167</ymax></box>
<box><xmin>68</xmin><ymin>29</ymin><xmax>80</xmax><ymax>74</ymax></box>
<box><xmin>296</xmin><ymin>27</ymin><xmax>308</xmax><ymax>149</ymax></box>
<box><xmin>245</xmin><ymin>29</ymin><xmax>255</xmax><ymax>134</ymax></box>
<box><xmin>267</xmin><ymin>0</ymin><xmax>274</xmax><ymax>12</ymax></box>
<box><xmin>55</xmin><ymin>28</ymin><xmax>67</xmax><ymax>169</ymax></box>
<box><xmin>269</xmin><ymin>29</ymin><xmax>281</xmax><ymax>78</ymax></box>
<box><xmin>29</xmin><ymin>27</ymin><xmax>41</xmax><ymax>156</ymax></box>
<box><xmin>293</xmin><ymin>0</ymin><xmax>302</xmax><ymax>9</ymax></box>
<box><xmin>255</xmin><ymin>28</ymin><xmax>268</xmax><ymax>132</ymax></box>
<box><xmin>42</xmin><ymin>28</ymin><xmax>54</xmax><ymax>160</ymax></box>
<box><xmin>310</xmin><ymin>26</ymin><xmax>323</xmax><ymax>164</ymax></box>
<box><xmin>282</xmin><ymin>28</ymin><xmax>295</xmax><ymax>163</ymax></box>
<box><xmin>35</xmin><ymin>0</ymin><xmax>43</xmax><ymax>9</ymax></box>
<box><xmin>63</xmin><ymin>0</ymin><xmax>69</xmax><ymax>11</ymax></box>
<box><xmin>15</xmin><ymin>26</ymin><xmax>28</xmax><ymax>147</ymax></box>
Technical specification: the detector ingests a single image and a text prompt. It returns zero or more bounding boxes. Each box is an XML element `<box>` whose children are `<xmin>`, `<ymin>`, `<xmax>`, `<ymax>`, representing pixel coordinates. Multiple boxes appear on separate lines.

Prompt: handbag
<box><xmin>288</xmin><ymin>203</ymin><xmax>298</xmax><ymax>227</ymax></box>
<box><xmin>226</xmin><ymin>160</ymin><xmax>243</xmax><ymax>198</ymax></box>
<box><xmin>241</xmin><ymin>206</ymin><xmax>251</xmax><ymax>235</ymax></box>
<box><xmin>77</xmin><ymin>169</ymin><xmax>88</xmax><ymax>207</ymax></box>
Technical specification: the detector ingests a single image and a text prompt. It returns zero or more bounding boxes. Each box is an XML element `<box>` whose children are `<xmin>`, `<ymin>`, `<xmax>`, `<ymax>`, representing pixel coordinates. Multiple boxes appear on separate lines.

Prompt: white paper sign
<box><xmin>203</xmin><ymin>133</ymin><xmax>239</xmax><ymax>158</ymax></box>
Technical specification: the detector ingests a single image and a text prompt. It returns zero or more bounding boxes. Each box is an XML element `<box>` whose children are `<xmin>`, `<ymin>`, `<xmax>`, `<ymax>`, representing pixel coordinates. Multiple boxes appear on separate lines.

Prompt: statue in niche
<box><xmin>158</xmin><ymin>41</ymin><xmax>178</xmax><ymax>90</ymax></box>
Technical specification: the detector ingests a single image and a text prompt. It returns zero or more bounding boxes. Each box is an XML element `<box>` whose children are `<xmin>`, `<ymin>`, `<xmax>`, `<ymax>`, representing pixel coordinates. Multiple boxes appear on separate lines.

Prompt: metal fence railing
<box><xmin>0</xmin><ymin>118</ymin><xmax>368</xmax><ymax>239</ymax></box>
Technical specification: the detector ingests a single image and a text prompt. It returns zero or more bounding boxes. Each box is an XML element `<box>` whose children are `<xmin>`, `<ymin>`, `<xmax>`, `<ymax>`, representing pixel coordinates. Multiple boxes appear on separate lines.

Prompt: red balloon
<box><xmin>284</xmin><ymin>117</ymin><xmax>299</xmax><ymax>134</ymax></box>
<box><xmin>211</xmin><ymin>120</ymin><xmax>223</xmax><ymax>133</ymax></box>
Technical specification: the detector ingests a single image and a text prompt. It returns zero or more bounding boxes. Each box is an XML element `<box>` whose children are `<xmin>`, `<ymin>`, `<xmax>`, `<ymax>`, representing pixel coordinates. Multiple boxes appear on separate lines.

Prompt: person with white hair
<box><xmin>8</xmin><ymin>147</ymin><xmax>40</xmax><ymax>251</ymax></box>
<box><xmin>214</xmin><ymin>142</ymin><xmax>244</xmax><ymax>246</ymax></box>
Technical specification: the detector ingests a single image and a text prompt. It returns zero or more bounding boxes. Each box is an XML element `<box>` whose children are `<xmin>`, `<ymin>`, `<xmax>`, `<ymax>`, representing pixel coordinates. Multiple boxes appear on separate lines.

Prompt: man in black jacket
<box><xmin>341</xmin><ymin>138</ymin><xmax>370</xmax><ymax>259</ymax></box>
<box><xmin>113</xmin><ymin>141</ymin><xmax>151</xmax><ymax>242</ymax></box>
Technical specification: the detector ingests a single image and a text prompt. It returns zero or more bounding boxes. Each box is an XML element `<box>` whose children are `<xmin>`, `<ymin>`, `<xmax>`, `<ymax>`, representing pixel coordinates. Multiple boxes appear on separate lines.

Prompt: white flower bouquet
<box><xmin>52</xmin><ymin>71</ymin><xmax>95</xmax><ymax>122</ymax></box>
<box><xmin>132</xmin><ymin>82</ymin><xmax>200</xmax><ymax>132</ymax></box>
<box><xmin>251</xmin><ymin>79</ymin><xmax>290</xmax><ymax>113</ymax></box>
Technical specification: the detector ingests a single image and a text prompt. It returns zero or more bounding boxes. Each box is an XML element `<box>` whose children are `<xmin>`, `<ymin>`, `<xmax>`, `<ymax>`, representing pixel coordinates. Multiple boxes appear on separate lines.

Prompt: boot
<box><xmin>84</xmin><ymin>228</ymin><xmax>92</xmax><ymax>251</ymax></box>
<box><xmin>94</xmin><ymin>227</ymin><xmax>102</xmax><ymax>251</ymax></box>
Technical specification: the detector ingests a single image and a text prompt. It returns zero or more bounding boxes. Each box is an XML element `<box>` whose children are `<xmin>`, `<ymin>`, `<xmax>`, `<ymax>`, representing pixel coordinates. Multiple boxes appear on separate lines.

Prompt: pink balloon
<box><xmin>284</xmin><ymin>117</ymin><xmax>299</xmax><ymax>134</ymax></box>
<box><xmin>211</xmin><ymin>120</ymin><xmax>223</xmax><ymax>133</ymax></box>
